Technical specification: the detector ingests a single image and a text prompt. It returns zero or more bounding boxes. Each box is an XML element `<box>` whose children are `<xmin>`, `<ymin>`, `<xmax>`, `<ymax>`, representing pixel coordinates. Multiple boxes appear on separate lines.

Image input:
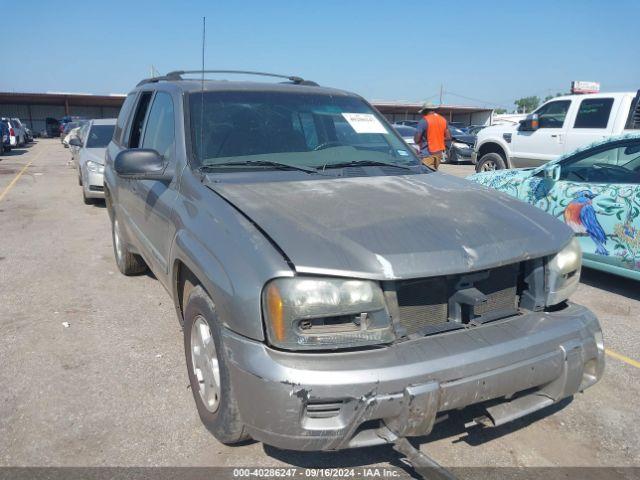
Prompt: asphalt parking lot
<box><xmin>1</xmin><ymin>140</ymin><xmax>639</xmax><ymax>475</ymax></box>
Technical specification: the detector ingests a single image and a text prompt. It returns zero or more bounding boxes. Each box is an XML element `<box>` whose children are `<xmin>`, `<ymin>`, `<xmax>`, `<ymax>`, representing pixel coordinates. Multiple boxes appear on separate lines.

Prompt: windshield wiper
<box><xmin>317</xmin><ymin>160</ymin><xmax>415</xmax><ymax>171</ymax></box>
<box><xmin>201</xmin><ymin>160</ymin><xmax>319</xmax><ymax>174</ymax></box>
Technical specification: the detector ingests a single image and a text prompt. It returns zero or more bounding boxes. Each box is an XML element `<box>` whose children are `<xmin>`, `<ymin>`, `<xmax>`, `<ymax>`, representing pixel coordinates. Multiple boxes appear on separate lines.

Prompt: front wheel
<box><xmin>476</xmin><ymin>152</ymin><xmax>507</xmax><ymax>172</ymax></box>
<box><xmin>111</xmin><ymin>215</ymin><xmax>147</xmax><ymax>275</ymax></box>
<box><xmin>183</xmin><ymin>285</ymin><xmax>248</xmax><ymax>444</ymax></box>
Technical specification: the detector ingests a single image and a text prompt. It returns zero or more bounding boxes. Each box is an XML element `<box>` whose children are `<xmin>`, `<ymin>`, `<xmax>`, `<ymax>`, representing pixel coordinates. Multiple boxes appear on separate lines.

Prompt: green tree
<box><xmin>494</xmin><ymin>108</ymin><xmax>507</xmax><ymax>114</ymax></box>
<box><xmin>514</xmin><ymin>96</ymin><xmax>540</xmax><ymax>113</ymax></box>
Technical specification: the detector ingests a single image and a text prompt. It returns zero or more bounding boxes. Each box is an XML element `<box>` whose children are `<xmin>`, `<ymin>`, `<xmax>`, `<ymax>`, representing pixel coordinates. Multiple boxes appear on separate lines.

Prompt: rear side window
<box><xmin>128</xmin><ymin>92</ymin><xmax>153</xmax><ymax>148</ymax></box>
<box><xmin>113</xmin><ymin>93</ymin><xmax>137</xmax><ymax>145</ymax></box>
<box><xmin>141</xmin><ymin>92</ymin><xmax>175</xmax><ymax>163</ymax></box>
<box><xmin>574</xmin><ymin>98</ymin><xmax>614</xmax><ymax>129</ymax></box>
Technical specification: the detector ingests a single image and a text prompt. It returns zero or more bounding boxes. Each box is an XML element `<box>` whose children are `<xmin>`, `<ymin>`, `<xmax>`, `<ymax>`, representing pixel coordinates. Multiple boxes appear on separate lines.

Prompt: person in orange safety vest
<box><xmin>413</xmin><ymin>105</ymin><xmax>451</xmax><ymax>170</ymax></box>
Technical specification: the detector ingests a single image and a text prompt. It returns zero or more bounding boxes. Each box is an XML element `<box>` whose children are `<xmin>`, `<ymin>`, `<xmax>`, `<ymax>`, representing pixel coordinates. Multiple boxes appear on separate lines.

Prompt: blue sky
<box><xmin>3</xmin><ymin>0</ymin><xmax>638</xmax><ymax>110</ymax></box>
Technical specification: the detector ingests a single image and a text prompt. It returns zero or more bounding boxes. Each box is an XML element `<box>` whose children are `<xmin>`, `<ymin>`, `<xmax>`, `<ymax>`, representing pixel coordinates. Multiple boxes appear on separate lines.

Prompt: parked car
<box><xmin>474</xmin><ymin>90</ymin><xmax>640</xmax><ymax>172</ymax></box>
<box><xmin>465</xmin><ymin>124</ymin><xmax>487</xmax><ymax>136</ymax></box>
<box><xmin>1</xmin><ymin>118</ymin><xmax>22</xmax><ymax>148</ymax></box>
<box><xmin>71</xmin><ymin>118</ymin><xmax>116</xmax><ymax>204</ymax></box>
<box><xmin>11</xmin><ymin>118</ymin><xmax>27</xmax><ymax>145</ymax></box>
<box><xmin>446</xmin><ymin>125</ymin><xmax>475</xmax><ymax>163</ymax></box>
<box><xmin>59</xmin><ymin>117</ymin><xmax>87</xmax><ymax>142</ymax></box>
<box><xmin>104</xmin><ymin>70</ymin><xmax>603</xmax><ymax>452</ymax></box>
<box><xmin>0</xmin><ymin>121</ymin><xmax>9</xmax><ymax>154</ymax></box>
<box><xmin>70</xmin><ymin>123</ymin><xmax>90</xmax><ymax>166</ymax></box>
<box><xmin>61</xmin><ymin>122</ymin><xmax>81</xmax><ymax>146</ymax></box>
<box><xmin>44</xmin><ymin>117</ymin><xmax>61</xmax><ymax>137</ymax></box>
<box><xmin>393</xmin><ymin>119</ymin><xmax>419</xmax><ymax>128</ymax></box>
<box><xmin>468</xmin><ymin>134</ymin><xmax>640</xmax><ymax>281</ymax></box>
<box><xmin>22</xmin><ymin>122</ymin><xmax>34</xmax><ymax>142</ymax></box>
<box><xmin>63</xmin><ymin>126</ymin><xmax>82</xmax><ymax>148</ymax></box>
<box><xmin>392</xmin><ymin>124</ymin><xmax>418</xmax><ymax>151</ymax></box>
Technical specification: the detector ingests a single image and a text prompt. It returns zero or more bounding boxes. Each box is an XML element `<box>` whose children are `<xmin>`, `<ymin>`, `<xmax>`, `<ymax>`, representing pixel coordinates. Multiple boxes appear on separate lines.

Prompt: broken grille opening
<box><xmin>395</xmin><ymin>263</ymin><xmax>522</xmax><ymax>336</ymax></box>
<box><xmin>305</xmin><ymin>400</ymin><xmax>345</xmax><ymax>419</ymax></box>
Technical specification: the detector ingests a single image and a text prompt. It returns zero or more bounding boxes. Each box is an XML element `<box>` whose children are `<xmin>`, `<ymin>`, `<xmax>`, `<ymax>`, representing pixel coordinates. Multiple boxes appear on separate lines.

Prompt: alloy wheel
<box><xmin>190</xmin><ymin>316</ymin><xmax>221</xmax><ymax>413</ymax></box>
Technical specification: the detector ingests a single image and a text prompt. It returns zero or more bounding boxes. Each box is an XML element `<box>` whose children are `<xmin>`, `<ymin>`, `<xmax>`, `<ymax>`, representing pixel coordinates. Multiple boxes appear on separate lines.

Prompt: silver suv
<box><xmin>104</xmin><ymin>71</ymin><xmax>604</xmax><ymax>451</ymax></box>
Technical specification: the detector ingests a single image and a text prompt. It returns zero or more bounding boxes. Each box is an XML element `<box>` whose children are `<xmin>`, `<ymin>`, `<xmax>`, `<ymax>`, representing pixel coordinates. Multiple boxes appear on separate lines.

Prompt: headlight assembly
<box><xmin>546</xmin><ymin>237</ymin><xmax>582</xmax><ymax>307</ymax></box>
<box><xmin>86</xmin><ymin>161</ymin><xmax>104</xmax><ymax>174</ymax></box>
<box><xmin>262</xmin><ymin>277</ymin><xmax>395</xmax><ymax>350</ymax></box>
<box><xmin>452</xmin><ymin>141</ymin><xmax>470</xmax><ymax>149</ymax></box>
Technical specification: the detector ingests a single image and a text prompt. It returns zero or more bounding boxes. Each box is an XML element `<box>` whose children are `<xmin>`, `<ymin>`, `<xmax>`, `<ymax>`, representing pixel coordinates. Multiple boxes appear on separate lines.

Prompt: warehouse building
<box><xmin>372</xmin><ymin>101</ymin><xmax>494</xmax><ymax>126</ymax></box>
<box><xmin>0</xmin><ymin>92</ymin><xmax>494</xmax><ymax>137</ymax></box>
<box><xmin>0</xmin><ymin>92</ymin><xmax>124</xmax><ymax>136</ymax></box>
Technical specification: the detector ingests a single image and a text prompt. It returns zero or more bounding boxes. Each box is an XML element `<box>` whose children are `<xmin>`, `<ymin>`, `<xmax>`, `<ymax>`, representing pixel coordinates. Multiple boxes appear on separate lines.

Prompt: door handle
<box><xmin>550</xmin><ymin>134</ymin><xmax>558</xmax><ymax>137</ymax></box>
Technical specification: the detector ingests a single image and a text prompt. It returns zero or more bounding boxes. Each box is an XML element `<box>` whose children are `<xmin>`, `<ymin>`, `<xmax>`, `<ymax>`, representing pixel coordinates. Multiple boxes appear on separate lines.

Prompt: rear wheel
<box><xmin>183</xmin><ymin>285</ymin><xmax>248</xmax><ymax>444</ymax></box>
<box><xmin>111</xmin><ymin>215</ymin><xmax>147</xmax><ymax>275</ymax></box>
<box><xmin>476</xmin><ymin>152</ymin><xmax>507</xmax><ymax>172</ymax></box>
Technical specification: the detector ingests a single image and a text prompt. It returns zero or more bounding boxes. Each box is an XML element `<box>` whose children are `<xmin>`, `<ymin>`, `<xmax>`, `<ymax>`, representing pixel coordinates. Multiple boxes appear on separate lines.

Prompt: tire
<box><xmin>476</xmin><ymin>152</ymin><xmax>507</xmax><ymax>172</ymax></box>
<box><xmin>111</xmin><ymin>214</ymin><xmax>147</xmax><ymax>275</ymax></box>
<box><xmin>78</xmin><ymin>169</ymin><xmax>83</xmax><ymax>186</ymax></box>
<box><xmin>445</xmin><ymin>148</ymin><xmax>458</xmax><ymax>164</ymax></box>
<box><xmin>183</xmin><ymin>285</ymin><xmax>248</xmax><ymax>444</ymax></box>
<box><xmin>82</xmin><ymin>187</ymin><xmax>95</xmax><ymax>205</ymax></box>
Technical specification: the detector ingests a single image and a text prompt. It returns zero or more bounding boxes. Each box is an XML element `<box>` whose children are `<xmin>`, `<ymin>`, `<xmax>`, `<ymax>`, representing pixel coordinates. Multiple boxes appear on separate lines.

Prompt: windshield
<box><xmin>189</xmin><ymin>91</ymin><xmax>421</xmax><ymax>171</ymax></box>
<box><xmin>86</xmin><ymin>124</ymin><xmax>115</xmax><ymax>148</ymax></box>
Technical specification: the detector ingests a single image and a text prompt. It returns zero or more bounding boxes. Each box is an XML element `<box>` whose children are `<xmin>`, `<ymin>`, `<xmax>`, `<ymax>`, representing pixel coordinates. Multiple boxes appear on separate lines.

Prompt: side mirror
<box><xmin>68</xmin><ymin>137</ymin><xmax>82</xmax><ymax>147</ymax></box>
<box><xmin>518</xmin><ymin>114</ymin><xmax>539</xmax><ymax>132</ymax></box>
<box><xmin>543</xmin><ymin>163</ymin><xmax>561</xmax><ymax>181</ymax></box>
<box><xmin>114</xmin><ymin>149</ymin><xmax>171</xmax><ymax>181</ymax></box>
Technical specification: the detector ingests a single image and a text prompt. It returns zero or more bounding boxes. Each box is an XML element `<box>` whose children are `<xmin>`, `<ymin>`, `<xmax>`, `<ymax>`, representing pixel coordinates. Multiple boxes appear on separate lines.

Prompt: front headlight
<box><xmin>546</xmin><ymin>237</ymin><xmax>582</xmax><ymax>306</ymax></box>
<box><xmin>452</xmin><ymin>141</ymin><xmax>470</xmax><ymax>149</ymax></box>
<box><xmin>262</xmin><ymin>277</ymin><xmax>395</xmax><ymax>350</ymax></box>
<box><xmin>86</xmin><ymin>161</ymin><xmax>104</xmax><ymax>174</ymax></box>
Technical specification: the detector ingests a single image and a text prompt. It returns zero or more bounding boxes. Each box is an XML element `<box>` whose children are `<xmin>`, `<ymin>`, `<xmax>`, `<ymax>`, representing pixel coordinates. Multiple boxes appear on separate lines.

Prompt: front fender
<box><xmin>476</xmin><ymin>138</ymin><xmax>512</xmax><ymax>167</ymax></box>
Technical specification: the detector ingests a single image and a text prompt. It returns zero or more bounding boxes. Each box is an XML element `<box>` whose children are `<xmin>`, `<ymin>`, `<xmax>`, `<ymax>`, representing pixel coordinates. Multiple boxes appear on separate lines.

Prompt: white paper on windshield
<box><xmin>341</xmin><ymin>113</ymin><xmax>388</xmax><ymax>134</ymax></box>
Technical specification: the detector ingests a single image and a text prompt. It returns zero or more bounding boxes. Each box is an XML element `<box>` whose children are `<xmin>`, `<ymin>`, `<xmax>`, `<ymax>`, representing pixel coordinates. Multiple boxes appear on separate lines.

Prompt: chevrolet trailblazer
<box><xmin>104</xmin><ymin>70</ymin><xmax>604</xmax><ymax>451</ymax></box>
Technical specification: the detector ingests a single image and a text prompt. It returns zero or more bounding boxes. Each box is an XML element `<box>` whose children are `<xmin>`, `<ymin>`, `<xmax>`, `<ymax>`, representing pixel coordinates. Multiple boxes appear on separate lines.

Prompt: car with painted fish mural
<box><xmin>468</xmin><ymin>134</ymin><xmax>640</xmax><ymax>281</ymax></box>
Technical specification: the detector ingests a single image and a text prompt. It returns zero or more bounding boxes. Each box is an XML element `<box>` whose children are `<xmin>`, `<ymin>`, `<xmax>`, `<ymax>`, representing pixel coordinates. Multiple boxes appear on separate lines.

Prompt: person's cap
<box><xmin>419</xmin><ymin>103</ymin><xmax>438</xmax><ymax>114</ymax></box>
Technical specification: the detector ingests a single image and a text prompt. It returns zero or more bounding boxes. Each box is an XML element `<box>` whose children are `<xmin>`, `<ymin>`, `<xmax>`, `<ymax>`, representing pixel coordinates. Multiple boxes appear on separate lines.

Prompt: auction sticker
<box><xmin>341</xmin><ymin>113</ymin><xmax>388</xmax><ymax>134</ymax></box>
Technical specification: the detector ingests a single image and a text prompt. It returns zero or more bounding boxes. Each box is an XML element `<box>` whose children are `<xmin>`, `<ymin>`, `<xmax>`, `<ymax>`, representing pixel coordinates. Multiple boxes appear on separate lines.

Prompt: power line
<box><xmin>443</xmin><ymin>90</ymin><xmax>512</xmax><ymax>109</ymax></box>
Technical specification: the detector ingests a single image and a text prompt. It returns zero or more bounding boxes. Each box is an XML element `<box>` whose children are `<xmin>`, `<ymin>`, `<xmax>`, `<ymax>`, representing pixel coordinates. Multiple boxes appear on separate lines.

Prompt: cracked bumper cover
<box><xmin>223</xmin><ymin>302</ymin><xmax>603</xmax><ymax>451</ymax></box>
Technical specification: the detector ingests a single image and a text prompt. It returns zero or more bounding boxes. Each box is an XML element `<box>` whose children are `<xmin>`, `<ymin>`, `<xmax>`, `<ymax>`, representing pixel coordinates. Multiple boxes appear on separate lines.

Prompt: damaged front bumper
<box><xmin>223</xmin><ymin>302</ymin><xmax>604</xmax><ymax>451</ymax></box>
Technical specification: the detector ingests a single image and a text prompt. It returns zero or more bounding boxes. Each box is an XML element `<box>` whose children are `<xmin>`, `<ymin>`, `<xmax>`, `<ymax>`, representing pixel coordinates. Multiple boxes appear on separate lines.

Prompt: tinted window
<box><xmin>141</xmin><ymin>92</ymin><xmax>175</xmax><ymax>163</ymax></box>
<box><xmin>574</xmin><ymin>98</ymin><xmax>614</xmax><ymax>129</ymax></box>
<box><xmin>560</xmin><ymin>140</ymin><xmax>640</xmax><ymax>184</ymax></box>
<box><xmin>128</xmin><ymin>92</ymin><xmax>153</xmax><ymax>148</ymax></box>
<box><xmin>114</xmin><ymin>93</ymin><xmax>137</xmax><ymax>145</ymax></box>
<box><xmin>394</xmin><ymin>125</ymin><xmax>416</xmax><ymax>136</ymax></box>
<box><xmin>535</xmin><ymin>100</ymin><xmax>571</xmax><ymax>128</ymax></box>
<box><xmin>189</xmin><ymin>91</ymin><xmax>419</xmax><ymax>171</ymax></box>
<box><xmin>86</xmin><ymin>125</ymin><xmax>115</xmax><ymax>148</ymax></box>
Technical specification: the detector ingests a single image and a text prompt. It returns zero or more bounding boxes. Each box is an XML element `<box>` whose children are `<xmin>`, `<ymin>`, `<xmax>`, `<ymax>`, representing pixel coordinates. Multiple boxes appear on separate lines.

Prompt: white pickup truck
<box><xmin>473</xmin><ymin>90</ymin><xmax>640</xmax><ymax>171</ymax></box>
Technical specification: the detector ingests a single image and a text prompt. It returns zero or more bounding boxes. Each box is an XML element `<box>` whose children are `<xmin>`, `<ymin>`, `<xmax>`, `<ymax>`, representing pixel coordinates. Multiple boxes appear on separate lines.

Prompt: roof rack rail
<box><xmin>136</xmin><ymin>70</ymin><xmax>318</xmax><ymax>87</ymax></box>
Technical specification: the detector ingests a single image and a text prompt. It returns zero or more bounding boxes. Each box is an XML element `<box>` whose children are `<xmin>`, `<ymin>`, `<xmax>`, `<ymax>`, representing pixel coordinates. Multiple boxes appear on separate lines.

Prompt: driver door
<box><xmin>545</xmin><ymin>139</ymin><xmax>640</xmax><ymax>273</ymax></box>
<box><xmin>510</xmin><ymin>100</ymin><xmax>573</xmax><ymax>167</ymax></box>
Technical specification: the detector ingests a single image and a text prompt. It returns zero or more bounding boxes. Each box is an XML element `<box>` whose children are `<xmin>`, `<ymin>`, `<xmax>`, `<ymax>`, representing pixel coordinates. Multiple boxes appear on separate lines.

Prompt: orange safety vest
<box><xmin>422</xmin><ymin>113</ymin><xmax>447</xmax><ymax>154</ymax></box>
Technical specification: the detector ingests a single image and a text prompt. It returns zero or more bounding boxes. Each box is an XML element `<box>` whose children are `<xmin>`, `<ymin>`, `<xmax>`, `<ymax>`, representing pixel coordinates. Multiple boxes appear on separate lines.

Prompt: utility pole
<box><xmin>439</xmin><ymin>84</ymin><xmax>443</xmax><ymax>105</ymax></box>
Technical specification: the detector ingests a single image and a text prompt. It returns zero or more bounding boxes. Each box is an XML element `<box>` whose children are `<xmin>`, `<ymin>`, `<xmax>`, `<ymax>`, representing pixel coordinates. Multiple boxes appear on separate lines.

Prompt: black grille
<box><xmin>396</xmin><ymin>264</ymin><xmax>520</xmax><ymax>336</ymax></box>
<box><xmin>396</xmin><ymin>277</ymin><xmax>448</xmax><ymax>335</ymax></box>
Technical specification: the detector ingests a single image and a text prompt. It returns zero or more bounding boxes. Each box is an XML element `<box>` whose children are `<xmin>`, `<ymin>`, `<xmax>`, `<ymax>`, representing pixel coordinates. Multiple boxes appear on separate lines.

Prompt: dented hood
<box><xmin>205</xmin><ymin>173</ymin><xmax>572</xmax><ymax>280</ymax></box>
